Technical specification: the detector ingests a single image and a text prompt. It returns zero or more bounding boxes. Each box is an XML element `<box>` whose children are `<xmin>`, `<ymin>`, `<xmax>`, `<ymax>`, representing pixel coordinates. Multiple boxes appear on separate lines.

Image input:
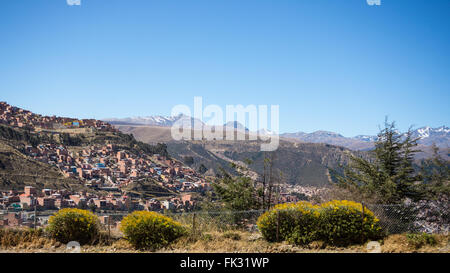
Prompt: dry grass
<box><xmin>381</xmin><ymin>234</ymin><xmax>449</xmax><ymax>253</ymax></box>
<box><xmin>0</xmin><ymin>228</ymin><xmax>61</xmax><ymax>252</ymax></box>
<box><xmin>1</xmin><ymin>227</ymin><xmax>448</xmax><ymax>253</ymax></box>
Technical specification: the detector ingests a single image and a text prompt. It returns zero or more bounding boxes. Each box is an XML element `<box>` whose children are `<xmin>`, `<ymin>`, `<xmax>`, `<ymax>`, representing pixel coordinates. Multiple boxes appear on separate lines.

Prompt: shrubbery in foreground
<box><xmin>406</xmin><ymin>232</ymin><xmax>437</xmax><ymax>248</ymax></box>
<box><xmin>319</xmin><ymin>200</ymin><xmax>383</xmax><ymax>245</ymax></box>
<box><xmin>120</xmin><ymin>211</ymin><xmax>185</xmax><ymax>250</ymax></box>
<box><xmin>257</xmin><ymin>201</ymin><xmax>320</xmax><ymax>245</ymax></box>
<box><xmin>47</xmin><ymin>208</ymin><xmax>100</xmax><ymax>244</ymax></box>
<box><xmin>257</xmin><ymin>200</ymin><xmax>383</xmax><ymax>246</ymax></box>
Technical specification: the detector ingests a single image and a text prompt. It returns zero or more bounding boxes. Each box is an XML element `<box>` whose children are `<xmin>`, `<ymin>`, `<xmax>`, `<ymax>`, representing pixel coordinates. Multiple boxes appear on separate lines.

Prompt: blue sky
<box><xmin>0</xmin><ymin>0</ymin><xmax>449</xmax><ymax>136</ymax></box>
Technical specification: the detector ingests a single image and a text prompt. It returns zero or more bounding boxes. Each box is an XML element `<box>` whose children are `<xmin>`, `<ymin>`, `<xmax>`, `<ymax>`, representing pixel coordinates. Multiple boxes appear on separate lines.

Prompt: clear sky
<box><xmin>0</xmin><ymin>0</ymin><xmax>449</xmax><ymax>136</ymax></box>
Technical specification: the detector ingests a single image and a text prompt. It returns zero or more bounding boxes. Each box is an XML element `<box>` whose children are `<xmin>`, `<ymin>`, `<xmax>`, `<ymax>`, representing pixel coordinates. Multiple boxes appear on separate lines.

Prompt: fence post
<box><xmin>108</xmin><ymin>215</ymin><xmax>111</xmax><ymax>244</ymax></box>
<box><xmin>276</xmin><ymin>210</ymin><xmax>280</xmax><ymax>242</ymax></box>
<box><xmin>34</xmin><ymin>203</ymin><xmax>37</xmax><ymax>231</ymax></box>
<box><xmin>362</xmin><ymin>202</ymin><xmax>365</xmax><ymax>221</ymax></box>
<box><xmin>361</xmin><ymin>202</ymin><xmax>365</xmax><ymax>242</ymax></box>
<box><xmin>192</xmin><ymin>213</ymin><xmax>196</xmax><ymax>238</ymax></box>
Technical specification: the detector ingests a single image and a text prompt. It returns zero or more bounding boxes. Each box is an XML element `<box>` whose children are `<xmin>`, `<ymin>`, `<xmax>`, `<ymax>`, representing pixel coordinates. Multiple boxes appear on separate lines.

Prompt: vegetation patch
<box><xmin>257</xmin><ymin>202</ymin><xmax>320</xmax><ymax>245</ymax></box>
<box><xmin>318</xmin><ymin>200</ymin><xmax>383</xmax><ymax>245</ymax></box>
<box><xmin>0</xmin><ymin>228</ymin><xmax>47</xmax><ymax>248</ymax></box>
<box><xmin>406</xmin><ymin>232</ymin><xmax>437</xmax><ymax>249</ymax></box>
<box><xmin>47</xmin><ymin>208</ymin><xmax>100</xmax><ymax>245</ymax></box>
<box><xmin>120</xmin><ymin>211</ymin><xmax>186</xmax><ymax>250</ymax></box>
<box><xmin>257</xmin><ymin>200</ymin><xmax>383</xmax><ymax>246</ymax></box>
<box><xmin>223</xmin><ymin>231</ymin><xmax>242</xmax><ymax>241</ymax></box>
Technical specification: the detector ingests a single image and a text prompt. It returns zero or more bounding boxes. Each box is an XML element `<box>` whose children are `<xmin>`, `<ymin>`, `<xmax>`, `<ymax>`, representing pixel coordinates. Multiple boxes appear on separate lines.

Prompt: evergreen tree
<box><xmin>419</xmin><ymin>144</ymin><xmax>450</xmax><ymax>199</ymax></box>
<box><xmin>337</xmin><ymin>119</ymin><xmax>422</xmax><ymax>203</ymax></box>
<box><xmin>212</xmin><ymin>168</ymin><xmax>259</xmax><ymax>212</ymax></box>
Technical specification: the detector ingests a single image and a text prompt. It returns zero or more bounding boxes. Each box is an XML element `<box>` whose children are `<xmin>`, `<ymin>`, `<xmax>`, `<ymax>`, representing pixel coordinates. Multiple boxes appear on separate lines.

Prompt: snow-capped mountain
<box><xmin>103</xmin><ymin>114</ymin><xmax>205</xmax><ymax>129</ymax></box>
<box><xmin>258</xmin><ymin>128</ymin><xmax>277</xmax><ymax>135</ymax></box>
<box><xmin>105</xmin><ymin>114</ymin><xmax>449</xmax><ymax>150</ymax></box>
<box><xmin>409</xmin><ymin>126</ymin><xmax>450</xmax><ymax>147</ymax></box>
<box><xmin>223</xmin><ymin>121</ymin><xmax>249</xmax><ymax>131</ymax></box>
<box><xmin>281</xmin><ymin>126</ymin><xmax>449</xmax><ymax>150</ymax></box>
<box><xmin>353</xmin><ymin>135</ymin><xmax>378</xmax><ymax>142</ymax></box>
<box><xmin>105</xmin><ymin>116</ymin><xmax>270</xmax><ymax>133</ymax></box>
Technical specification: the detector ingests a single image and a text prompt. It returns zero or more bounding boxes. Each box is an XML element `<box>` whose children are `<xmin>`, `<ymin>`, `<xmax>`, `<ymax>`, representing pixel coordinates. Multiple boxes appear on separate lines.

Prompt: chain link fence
<box><xmin>165</xmin><ymin>209</ymin><xmax>266</xmax><ymax>234</ymax></box>
<box><xmin>2</xmin><ymin>202</ymin><xmax>448</xmax><ymax>236</ymax></box>
<box><xmin>92</xmin><ymin>202</ymin><xmax>449</xmax><ymax>236</ymax></box>
<box><xmin>366</xmin><ymin>202</ymin><xmax>449</xmax><ymax>234</ymax></box>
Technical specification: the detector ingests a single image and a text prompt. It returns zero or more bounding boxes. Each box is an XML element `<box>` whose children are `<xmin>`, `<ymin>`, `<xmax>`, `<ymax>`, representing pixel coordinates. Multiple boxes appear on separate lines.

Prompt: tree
<box><xmin>259</xmin><ymin>152</ymin><xmax>279</xmax><ymax>210</ymax></box>
<box><xmin>336</xmin><ymin>119</ymin><xmax>422</xmax><ymax>203</ymax></box>
<box><xmin>198</xmin><ymin>164</ymin><xmax>208</xmax><ymax>174</ymax></box>
<box><xmin>183</xmin><ymin>156</ymin><xmax>194</xmax><ymax>166</ymax></box>
<box><xmin>212</xmin><ymin>168</ymin><xmax>259</xmax><ymax>212</ymax></box>
<box><xmin>419</xmin><ymin>144</ymin><xmax>450</xmax><ymax>199</ymax></box>
<box><xmin>89</xmin><ymin>202</ymin><xmax>97</xmax><ymax>213</ymax></box>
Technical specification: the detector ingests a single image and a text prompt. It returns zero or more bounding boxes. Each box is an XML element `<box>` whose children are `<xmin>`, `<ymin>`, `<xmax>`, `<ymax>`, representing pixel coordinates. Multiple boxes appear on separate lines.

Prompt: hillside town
<box><xmin>23</xmin><ymin>142</ymin><xmax>212</xmax><ymax>193</ymax></box>
<box><xmin>0</xmin><ymin>101</ymin><xmax>305</xmax><ymax>229</ymax></box>
<box><xmin>0</xmin><ymin>101</ymin><xmax>116</xmax><ymax>132</ymax></box>
<box><xmin>0</xmin><ymin>185</ymin><xmax>201</xmax><ymax>229</ymax></box>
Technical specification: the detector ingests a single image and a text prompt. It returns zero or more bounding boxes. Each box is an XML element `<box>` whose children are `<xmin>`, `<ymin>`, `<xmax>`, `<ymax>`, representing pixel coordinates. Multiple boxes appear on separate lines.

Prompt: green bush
<box><xmin>47</xmin><ymin>208</ymin><xmax>100</xmax><ymax>244</ymax></box>
<box><xmin>120</xmin><ymin>211</ymin><xmax>185</xmax><ymax>250</ymax></box>
<box><xmin>318</xmin><ymin>200</ymin><xmax>383</xmax><ymax>245</ymax></box>
<box><xmin>406</xmin><ymin>233</ymin><xmax>437</xmax><ymax>248</ymax></box>
<box><xmin>257</xmin><ymin>200</ymin><xmax>383</xmax><ymax>246</ymax></box>
<box><xmin>257</xmin><ymin>202</ymin><xmax>320</xmax><ymax>245</ymax></box>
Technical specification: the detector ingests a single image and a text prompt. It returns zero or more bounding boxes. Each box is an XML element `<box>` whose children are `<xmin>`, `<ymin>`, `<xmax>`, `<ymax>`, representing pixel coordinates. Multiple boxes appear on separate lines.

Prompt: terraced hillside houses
<box><xmin>0</xmin><ymin>101</ymin><xmax>115</xmax><ymax>132</ymax></box>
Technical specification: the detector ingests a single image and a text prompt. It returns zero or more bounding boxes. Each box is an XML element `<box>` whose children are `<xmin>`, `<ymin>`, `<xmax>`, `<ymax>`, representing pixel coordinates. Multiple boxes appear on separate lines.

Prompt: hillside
<box><xmin>108</xmin><ymin>115</ymin><xmax>449</xmax><ymax>152</ymax></box>
<box><xmin>0</xmin><ymin>124</ymin><xmax>174</xmax><ymax>197</ymax></box>
<box><xmin>111</xmin><ymin>125</ymin><xmax>362</xmax><ymax>186</ymax></box>
<box><xmin>123</xmin><ymin>177</ymin><xmax>176</xmax><ymax>198</ymax></box>
<box><xmin>0</xmin><ymin>102</ymin><xmax>182</xmax><ymax>197</ymax></box>
<box><xmin>0</xmin><ymin>140</ymin><xmax>86</xmax><ymax>191</ymax></box>
<box><xmin>281</xmin><ymin>131</ymin><xmax>374</xmax><ymax>151</ymax></box>
<box><xmin>200</xmin><ymin>140</ymin><xmax>358</xmax><ymax>186</ymax></box>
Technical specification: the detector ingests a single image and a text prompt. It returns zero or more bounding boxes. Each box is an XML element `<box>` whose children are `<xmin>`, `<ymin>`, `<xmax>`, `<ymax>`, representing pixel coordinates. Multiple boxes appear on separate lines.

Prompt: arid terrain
<box><xmin>1</xmin><ymin>231</ymin><xmax>448</xmax><ymax>253</ymax></box>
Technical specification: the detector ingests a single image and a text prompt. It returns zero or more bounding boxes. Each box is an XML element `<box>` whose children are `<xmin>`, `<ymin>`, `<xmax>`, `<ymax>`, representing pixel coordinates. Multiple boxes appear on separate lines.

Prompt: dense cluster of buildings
<box><xmin>0</xmin><ymin>101</ymin><xmax>115</xmax><ymax>131</ymax></box>
<box><xmin>0</xmin><ymin>185</ymin><xmax>198</xmax><ymax>228</ymax></box>
<box><xmin>24</xmin><ymin>143</ymin><xmax>211</xmax><ymax>193</ymax></box>
<box><xmin>284</xmin><ymin>185</ymin><xmax>329</xmax><ymax>199</ymax></box>
<box><xmin>0</xmin><ymin>101</ymin><xmax>305</xmax><ymax>230</ymax></box>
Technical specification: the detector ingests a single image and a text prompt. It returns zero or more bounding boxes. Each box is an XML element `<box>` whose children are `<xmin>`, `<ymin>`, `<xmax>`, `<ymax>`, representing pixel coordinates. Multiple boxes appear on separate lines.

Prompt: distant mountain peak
<box><xmin>311</xmin><ymin>130</ymin><xmax>344</xmax><ymax>137</ymax></box>
<box><xmin>223</xmin><ymin>121</ymin><xmax>248</xmax><ymax>131</ymax></box>
<box><xmin>103</xmin><ymin>114</ymin><xmax>203</xmax><ymax>128</ymax></box>
<box><xmin>281</xmin><ymin>125</ymin><xmax>449</xmax><ymax>150</ymax></box>
<box><xmin>353</xmin><ymin>135</ymin><xmax>378</xmax><ymax>142</ymax></box>
<box><xmin>104</xmin><ymin>113</ymin><xmax>449</xmax><ymax>150</ymax></box>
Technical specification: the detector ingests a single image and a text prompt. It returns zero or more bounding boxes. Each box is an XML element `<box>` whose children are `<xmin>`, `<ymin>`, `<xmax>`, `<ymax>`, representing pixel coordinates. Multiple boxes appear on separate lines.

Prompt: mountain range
<box><xmin>103</xmin><ymin>116</ymin><xmax>449</xmax><ymax>150</ymax></box>
<box><xmin>1</xmin><ymin>101</ymin><xmax>447</xmax><ymax>191</ymax></box>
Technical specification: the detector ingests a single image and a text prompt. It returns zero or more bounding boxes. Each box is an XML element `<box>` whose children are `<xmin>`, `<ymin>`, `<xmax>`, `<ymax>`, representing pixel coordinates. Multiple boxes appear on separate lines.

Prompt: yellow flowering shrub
<box><xmin>120</xmin><ymin>211</ymin><xmax>185</xmax><ymax>250</ymax></box>
<box><xmin>257</xmin><ymin>200</ymin><xmax>383</xmax><ymax>246</ymax></box>
<box><xmin>47</xmin><ymin>208</ymin><xmax>99</xmax><ymax>244</ymax></box>
<box><xmin>319</xmin><ymin>200</ymin><xmax>382</xmax><ymax>245</ymax></box>
<box><xmin>257</xmin><ymin>201</ymin><xmax>320</xmax><ymax>245</ymax></box>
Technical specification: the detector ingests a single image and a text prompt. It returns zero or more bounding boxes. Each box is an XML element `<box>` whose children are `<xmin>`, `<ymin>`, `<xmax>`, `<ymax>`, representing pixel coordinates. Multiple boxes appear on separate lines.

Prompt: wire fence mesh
<box><xmin>90</xmin><ymin>201</ymin><xmax>449</xmax><ymax>236</ymax></box>
<box><xmin>164</xmin><ymin>209</ymin><xmax>266</xmax><ymax>234</ymax></box>
<box><xmin>366</xmin><ymin>202</ymin><xmax>449</xmax><ymax>234</ymax></box>
<box><xmin>2</xmin><ymin>201</ymin><xmax>448</xmax><ymax>236</ymax></box>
